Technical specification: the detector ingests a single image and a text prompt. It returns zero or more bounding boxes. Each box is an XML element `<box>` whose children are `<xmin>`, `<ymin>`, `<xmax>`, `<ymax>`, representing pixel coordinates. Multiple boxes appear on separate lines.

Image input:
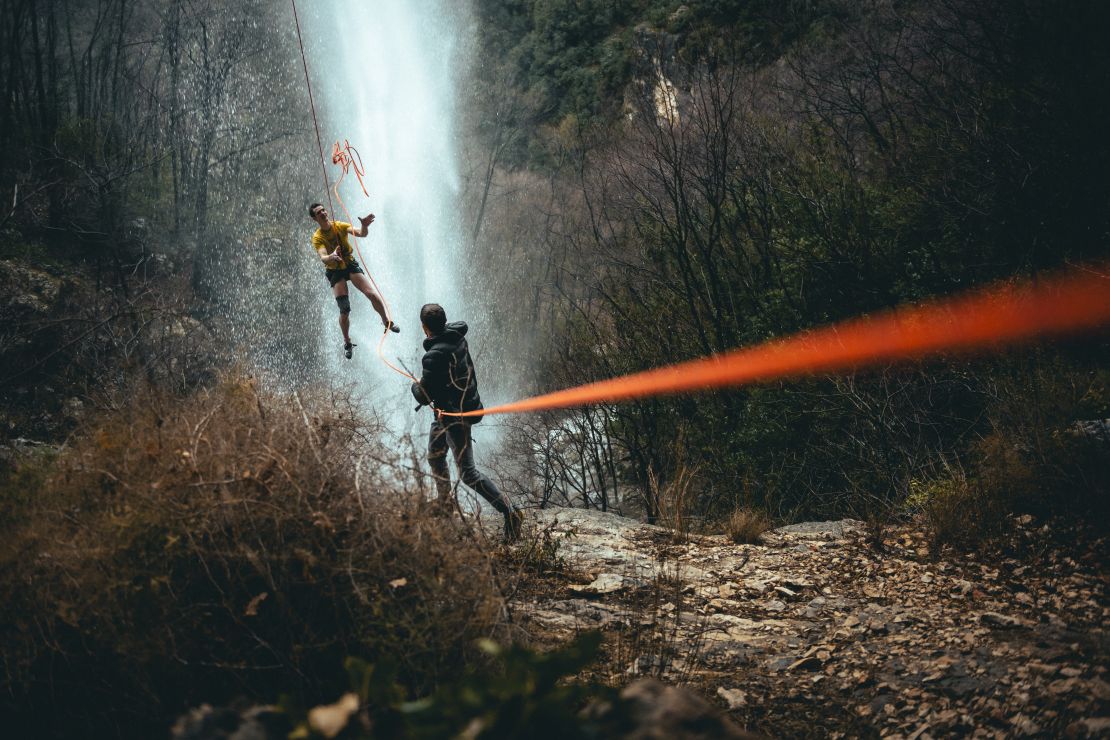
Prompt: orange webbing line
<box><xmin>329</xmin><ymin>140</ymin><xmax>416</xmax><ymax>382</ymax></box>
<box><xmin>441</xmin><ymin>263</ymin><xmax>1110</xmax><ymax>419</ymax></box>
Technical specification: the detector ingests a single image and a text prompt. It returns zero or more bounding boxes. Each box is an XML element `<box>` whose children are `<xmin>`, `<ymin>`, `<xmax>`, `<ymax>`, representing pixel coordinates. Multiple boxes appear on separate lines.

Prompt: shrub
<box><xmin>647</xmin><ymin>460</ymin><xmax>701</xmax><ymax>542</ymax></box>
<box><xmin>917</xmin><ymin>469</ymin><xmax>1008</xmax><ymax>552</ymax></box>
<box><xmin>0</xmin><ymin>375</ymin><xmax>507</xmax><ymax>738</ymax></box>
<box><xmin>292</xmin><ymin>632</ymin><xmax>610</xmax><ymax>739</ymax></box>
<box><xmin>920</xmin><ymin>419</ymin><xmax>1109</xmax><ymax>553</ymax></box>
<box><xmin>510</xmin><ymin>519</ymin><xmax>570</xmax><ymax>576</ymax></box>
<box><xmin>724</xmin><ymin>507</ymin><xmax>772</xmax><ymax>545</ymax></box>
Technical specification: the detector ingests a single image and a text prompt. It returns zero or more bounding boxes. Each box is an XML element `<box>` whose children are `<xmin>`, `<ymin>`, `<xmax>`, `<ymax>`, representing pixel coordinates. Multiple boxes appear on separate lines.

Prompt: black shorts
<box><xmin>325</xmin><ymin>260</ymin><xmax>364</xmax><ymax>287</ymax></box>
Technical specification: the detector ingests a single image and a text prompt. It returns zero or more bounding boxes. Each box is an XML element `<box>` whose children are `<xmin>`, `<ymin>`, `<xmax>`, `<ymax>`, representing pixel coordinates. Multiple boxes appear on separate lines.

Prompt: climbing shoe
<box><xmin>343</xmin><ymin>341</ymin><xmax>356</xmax><ymax>359</ymax></box>
<box><xmin>384</xmin><ymin>320</ymin><xmax>401</xmax><ymax>334</ymax></box>
<box><xmin>504</xmin><ymin>509</ymin><xmax>525</xmax><ymax>543</ymax></box>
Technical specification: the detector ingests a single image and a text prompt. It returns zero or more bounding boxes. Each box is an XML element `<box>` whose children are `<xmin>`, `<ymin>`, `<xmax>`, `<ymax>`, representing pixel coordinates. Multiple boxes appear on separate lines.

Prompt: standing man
<box><xmin>308</xmin><ymin>202</ymin><xmax>399</xmax><ymax>359</ymax></box>
<box><xmin>411</xmin><ymin>303</ymin><xmax>524</xmax><ymax>542</ymax></box>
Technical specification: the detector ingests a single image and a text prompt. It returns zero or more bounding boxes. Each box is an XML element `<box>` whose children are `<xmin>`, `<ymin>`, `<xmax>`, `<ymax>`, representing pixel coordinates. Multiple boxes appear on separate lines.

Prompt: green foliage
<box><xmin>915</xmin><ymin>471</ymin><xmax>1008</xmax><ymax>552</ymax></box>
<box><xmin>472</xmin><ymin>0</ymin><xmax>840</xmax><ymax>164</ymax></box>
<box><xmin>911</xmin><ymin>361</ymin><xmax>1110</xmax><ymax>551</ymax></box>
<box><xmin>405</xmin><ymin>633</ymin><xmax>607</xmax><ymax>739</ymax></box>
<box><xmin>285</xmin><ymin>632</ymin><xmax>611</xmax><ymax>739</ymax></box>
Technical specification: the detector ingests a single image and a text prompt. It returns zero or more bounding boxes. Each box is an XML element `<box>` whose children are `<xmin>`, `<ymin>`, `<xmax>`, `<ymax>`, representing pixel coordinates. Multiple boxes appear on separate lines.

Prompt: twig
<box><xmin>292</xmin><ymin>391</ymin><xmax>324</xmax><ymax>468</ymax></box>
<box><xmin>0</xmin><ymin>179</ymin><xmax>63</xmax><ymax>231</ymax></box>
<box><xmin>354</xmin><ymin>451</ymin><xmax>367</xmax><ymax>516</ymax></box>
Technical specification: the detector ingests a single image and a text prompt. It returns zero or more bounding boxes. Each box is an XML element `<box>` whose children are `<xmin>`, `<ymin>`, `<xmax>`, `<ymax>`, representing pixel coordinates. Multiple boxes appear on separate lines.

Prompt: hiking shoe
<box><xmin>385</xmin><ymin>321</ymin><xmax>401</xmax><ymax>334</ymax></box>
<box><xmin>343</xmin><ymin>341</ymin><xmax>356</xmax><ymax>359</ymax></box>
<box><xmin>504</xmin><ymin>509</ymin><xmax>525</xmax><ymax>543</ymax></box>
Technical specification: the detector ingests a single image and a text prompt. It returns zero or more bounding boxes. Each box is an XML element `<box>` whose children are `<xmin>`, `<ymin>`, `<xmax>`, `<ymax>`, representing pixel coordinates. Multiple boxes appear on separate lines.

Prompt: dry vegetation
<box><xmin>0</xmin><ymin>376</ymin><xmax>508</xmax><ymax>738</ymax></box>
<box><xmin>724</xmin><ymin>508</ymin><xmax>773</xmax><ymax>545</ymax></box>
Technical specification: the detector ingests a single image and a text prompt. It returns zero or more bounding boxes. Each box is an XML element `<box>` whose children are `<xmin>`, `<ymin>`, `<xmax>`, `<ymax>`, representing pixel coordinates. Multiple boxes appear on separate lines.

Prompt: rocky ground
<box><xmin>510</xmin><ymin>508</ymin><xmax>1109</xmax><ymax>738</ymax></box>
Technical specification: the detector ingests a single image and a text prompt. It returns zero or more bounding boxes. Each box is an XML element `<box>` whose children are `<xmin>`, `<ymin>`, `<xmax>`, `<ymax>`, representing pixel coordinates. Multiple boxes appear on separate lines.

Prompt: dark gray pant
<box><xmin>427</xmin><ymin>419</ymin><xmax>514</xmax><ymax>514</ymax></box>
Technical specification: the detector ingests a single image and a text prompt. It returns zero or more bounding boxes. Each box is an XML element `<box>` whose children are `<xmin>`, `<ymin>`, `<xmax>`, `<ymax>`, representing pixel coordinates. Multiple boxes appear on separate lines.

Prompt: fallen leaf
<box><xmin>308</xmin><ymin>693</ymin><xmax>359</xmax><ymax>739</ymax></box>
<box><xmin>717</xmin><ymin>687</ymin><xmax>747</xmax><ymax>709</ymax></box>
<box><xmin>244</xmin><ymin>592</ymin><xmax>268</xmax><ymax>617</ymax></box>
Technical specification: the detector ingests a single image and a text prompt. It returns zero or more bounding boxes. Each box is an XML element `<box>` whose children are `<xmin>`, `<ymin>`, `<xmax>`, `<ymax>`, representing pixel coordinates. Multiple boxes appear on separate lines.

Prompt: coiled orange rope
<box><xmin>443</xmin><ymin>263</ymin><xmax>1110</xmax><ymax>419</ymax></box>
<box><xmin>332</xmin><ymin>139</ymin><xmax>371</xmax><ymax>200</ymax></box>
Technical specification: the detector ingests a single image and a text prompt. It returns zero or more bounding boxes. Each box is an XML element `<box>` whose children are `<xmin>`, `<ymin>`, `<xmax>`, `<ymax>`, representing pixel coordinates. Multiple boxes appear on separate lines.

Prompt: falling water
<box><xmin>297</xmin><ymin>0</ymin><xmax>470</xmax><ymax>432</ymax></box>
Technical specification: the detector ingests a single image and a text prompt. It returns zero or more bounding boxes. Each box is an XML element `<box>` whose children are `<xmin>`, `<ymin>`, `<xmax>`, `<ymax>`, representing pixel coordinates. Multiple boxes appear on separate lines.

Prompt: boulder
<box><xmin>591</xmin><ymin>678</ymin><xmax>763</xmax><ymax>739</ymax></box>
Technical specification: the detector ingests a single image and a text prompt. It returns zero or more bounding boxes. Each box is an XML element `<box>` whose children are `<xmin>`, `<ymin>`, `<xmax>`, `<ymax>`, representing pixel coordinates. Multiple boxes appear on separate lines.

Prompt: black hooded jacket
<box><xmin>411</xmin><ymin>321</ymin><xmax>484</xmax><ymax>421</ymax></box>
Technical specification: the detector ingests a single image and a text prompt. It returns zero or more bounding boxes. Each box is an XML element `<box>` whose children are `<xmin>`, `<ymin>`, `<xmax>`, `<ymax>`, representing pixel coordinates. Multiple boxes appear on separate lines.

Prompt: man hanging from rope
<box><xmin>411</xmin><ymin>303</ymin><xmax>524</xmax><ymax>542</ymax></box>
<box><xmin>308</xmin><ymin>203</ymin><xmax>399</xmax><ymax>359</ymax></box>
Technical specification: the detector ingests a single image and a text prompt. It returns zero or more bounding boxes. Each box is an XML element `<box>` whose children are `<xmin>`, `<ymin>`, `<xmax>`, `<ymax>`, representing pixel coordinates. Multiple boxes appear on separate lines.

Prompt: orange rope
<box><xmin>442</xmin><ymin>263</ymin><xmax>1110</xmax><ymax>419</ymax></box>
<box><xmin>291</xmin><ymin>3</ymin><xmax>1107</xmax><ymax>415</ymax></box>
<box><xmin>332</xmin><ymin>139</ymin><xmax>371</xmax><ymax>198</ymax></box>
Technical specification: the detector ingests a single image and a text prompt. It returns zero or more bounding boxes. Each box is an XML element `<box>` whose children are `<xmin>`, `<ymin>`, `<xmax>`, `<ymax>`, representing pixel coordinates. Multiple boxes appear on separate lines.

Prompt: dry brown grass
<box><xmin>724</xmin><ymin>507</ymin><xmax>772</xmax><ymax>545</ymax></box>
<box><xmin>648</xmin><ymin>462</ymin><xmax>701</xmax><ymax>543</ymax></box>
<box><xmin>0</xmin><ymin>374</ymin><xmax>507</xmax><ymax>737</ymax></box>
<box><xmin>919</xmin><ymin>472</ymin><xmax>999</xmax><ymax>552</ymax></box>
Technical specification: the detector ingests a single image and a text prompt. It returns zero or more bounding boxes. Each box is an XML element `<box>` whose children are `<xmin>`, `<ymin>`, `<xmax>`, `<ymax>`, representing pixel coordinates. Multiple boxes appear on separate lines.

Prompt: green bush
<box><xmin>282</xmin><ymin>632</ymin><xmax>611</xmax><ymax>739</ymax></box>
<box><xmin>916</xmin><ymin>470</ymin><xmax>1008</xmax><ymax>552</ymax></box>
<box><xmin>918</xmin><ymin>380</ymin><xmax>1110</xmax><ymax>553</ymax></box>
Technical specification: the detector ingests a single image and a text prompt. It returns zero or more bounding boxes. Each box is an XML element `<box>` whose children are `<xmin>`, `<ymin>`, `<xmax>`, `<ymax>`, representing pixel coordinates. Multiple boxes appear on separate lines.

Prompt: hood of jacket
<box><xmin>422</xmin><ymin>321</ymin><xmax>468</xmax><ymax>352</ymax></box>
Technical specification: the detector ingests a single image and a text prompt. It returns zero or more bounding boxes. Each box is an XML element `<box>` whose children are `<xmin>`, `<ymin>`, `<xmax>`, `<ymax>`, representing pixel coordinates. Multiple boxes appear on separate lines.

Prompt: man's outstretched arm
<box><xmin>349</xmin><ymin>213</ymin><xmax>375</xmax><ymax>237</ymax></box>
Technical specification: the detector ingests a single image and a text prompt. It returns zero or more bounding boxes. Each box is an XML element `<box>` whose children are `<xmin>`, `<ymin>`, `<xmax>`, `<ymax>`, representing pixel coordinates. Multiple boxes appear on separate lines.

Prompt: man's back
<box><xmin>416</xmin><ymin>321</ymin><xmax>483</xmax><ymax>416</ymax></box>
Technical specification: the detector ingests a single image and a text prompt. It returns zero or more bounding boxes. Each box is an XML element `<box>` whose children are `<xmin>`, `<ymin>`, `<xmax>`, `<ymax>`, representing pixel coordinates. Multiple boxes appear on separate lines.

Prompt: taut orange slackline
<box><xmin>443</xmin><ymin>263</ymin><xmax>1110</xmax><ymax>419</ymax></box>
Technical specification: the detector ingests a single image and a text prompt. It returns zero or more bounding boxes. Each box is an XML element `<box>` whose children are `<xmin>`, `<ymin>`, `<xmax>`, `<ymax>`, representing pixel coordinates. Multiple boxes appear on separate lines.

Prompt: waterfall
<box><xmin>298</xmin><ymin>0</ymin><xmax>470</xmax><ymax>430</ymax></box>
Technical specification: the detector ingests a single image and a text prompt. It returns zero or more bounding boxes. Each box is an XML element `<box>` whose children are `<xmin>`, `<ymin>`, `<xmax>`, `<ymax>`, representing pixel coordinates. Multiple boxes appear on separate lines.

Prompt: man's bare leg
<box><xmin>328</xmin><ymin>279</ymin><xmax>350</xmax><ymax>346</ymax></box>
<box><xmin>348</xmin><ymin>272</ymin><xmax>398</xmax><ymax>332</ymax></box>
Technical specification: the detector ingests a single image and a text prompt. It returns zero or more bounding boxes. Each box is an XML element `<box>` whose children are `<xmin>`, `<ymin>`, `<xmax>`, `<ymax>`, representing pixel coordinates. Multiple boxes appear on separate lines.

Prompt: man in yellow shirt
<box><xmin>308</xmin><ymin>202</ymin><xmax>399</xmax><ymax>359</ymax></box>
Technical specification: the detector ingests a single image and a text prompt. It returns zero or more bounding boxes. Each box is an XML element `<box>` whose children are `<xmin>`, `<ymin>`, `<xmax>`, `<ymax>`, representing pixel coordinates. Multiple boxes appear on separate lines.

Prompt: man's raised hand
<box><xmin>359</xmin><ymin>213</ymin><xmax>376</xmax><ymax>230</ymax></box>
